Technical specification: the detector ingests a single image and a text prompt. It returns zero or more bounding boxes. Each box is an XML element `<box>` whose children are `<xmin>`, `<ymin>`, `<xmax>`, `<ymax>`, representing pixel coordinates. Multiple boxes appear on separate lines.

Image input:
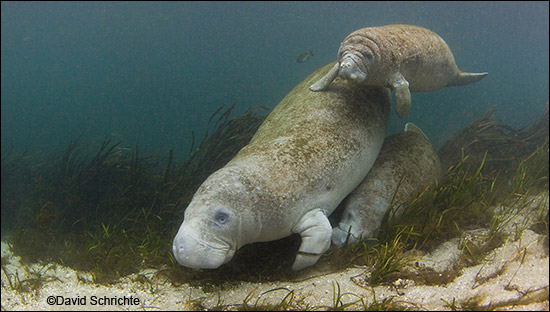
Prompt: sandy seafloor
<box><xmin>1</xmin><ymin>193</ymin><xmax>548</xmax><ymax>311</ymax></box>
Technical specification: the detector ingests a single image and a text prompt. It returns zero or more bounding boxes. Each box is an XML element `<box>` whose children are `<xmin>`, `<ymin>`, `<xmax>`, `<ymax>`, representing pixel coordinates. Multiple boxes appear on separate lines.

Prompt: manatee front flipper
<box><xmin>446</xmin><ymin>71</ymin><xmax>488</xmax><ymax>87</ymax></box>
<box><xmin>388</xmin><ymin>72</ymin><xmax>411</xmax><ymax>118</ymax></box>
<box><xmin>310</xmin><ymin>63</ymin><xmax>339</xmax><ymax>92</ymax></box>
<box><xmin>291</xmin><ymin>209</ymin><xmax>332</xmax><ymax>271</ymax></box>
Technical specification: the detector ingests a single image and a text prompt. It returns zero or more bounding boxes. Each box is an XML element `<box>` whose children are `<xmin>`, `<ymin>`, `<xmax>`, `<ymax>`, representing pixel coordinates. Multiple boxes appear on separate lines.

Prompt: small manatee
<box><xmin>310</xmin><ymin>24</ymin><xmax>488</xmax><ymax>117</ymax></box>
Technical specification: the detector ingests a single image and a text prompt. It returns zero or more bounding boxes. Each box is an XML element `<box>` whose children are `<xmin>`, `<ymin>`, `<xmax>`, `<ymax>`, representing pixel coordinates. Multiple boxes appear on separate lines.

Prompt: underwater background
<box><xmin>1</xmin><ymin>3</ymin><xmax>549</xmax><ymax>301</ymax></box>
<box><xmin>1</xmin><ymin>1</ymin><xmax>548</xmax><ymax>160</ymax></box>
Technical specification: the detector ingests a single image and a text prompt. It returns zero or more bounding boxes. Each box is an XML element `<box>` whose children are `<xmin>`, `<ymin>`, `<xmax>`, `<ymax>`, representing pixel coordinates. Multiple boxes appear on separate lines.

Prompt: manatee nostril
<box><xmin>172</xmin><ymin>236</ymin><xmax>186</xmax><ymax>258</ymax></box>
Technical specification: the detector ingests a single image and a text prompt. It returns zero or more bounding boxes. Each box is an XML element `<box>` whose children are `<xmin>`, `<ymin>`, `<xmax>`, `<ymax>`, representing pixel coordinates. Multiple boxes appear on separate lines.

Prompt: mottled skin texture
<box><xmin>332</xmin><ymin>123</ymin><xmax>442</xmax><ymax>245</ymax></box>
<box><xmin>173</xmin><ymin>63</ymin><xmax>390</xmax><ymax>271</ymax></box>
<box><xmin>310</xmin><ymin>24</ymin><xmax>488</xmax><ymax>117</ymax></box>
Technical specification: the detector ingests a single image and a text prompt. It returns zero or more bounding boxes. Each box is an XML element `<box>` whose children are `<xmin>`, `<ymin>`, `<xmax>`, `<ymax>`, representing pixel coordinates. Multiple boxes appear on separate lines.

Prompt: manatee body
<box><xmin>332</xmin><ymin>123</ymin><xmax>442</xmax><ymax>245</ymax></box>
<box><xmin>310</xmin><ymin>24</ymin><xmax>488</xmax><ymax>117</ymax></box>
<box><xmin>173</xmin><ymin>63</ymin><xmax>390</xmax><ymax>271</ymax></box>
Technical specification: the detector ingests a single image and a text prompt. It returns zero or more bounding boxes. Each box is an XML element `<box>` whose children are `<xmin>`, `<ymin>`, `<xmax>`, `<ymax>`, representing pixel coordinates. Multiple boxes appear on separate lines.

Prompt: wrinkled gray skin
<box><xmin>332</xmin><ymin>123</ymin><xmax>442</xmax><ymax>245</ymax></box>
<box><xmin>310</xmin><ymin>24</ymin><xmax>488</xmax><ymax>118</ymax></box>
<box><xmin>173</xmin><ymin>63</ymin><xmax>390</xmax><ymax>271</ymax></box>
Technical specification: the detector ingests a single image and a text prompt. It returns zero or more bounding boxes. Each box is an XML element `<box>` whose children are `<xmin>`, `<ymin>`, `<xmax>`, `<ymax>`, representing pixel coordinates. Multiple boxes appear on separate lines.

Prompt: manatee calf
<box><xmin>173</xmin><ymin>63</ymin><xmax>390</xmax><ymax>271</ymax></box>
<box><xmin>332</xmin><ymin>123</ymin><xmax>442</xmax><ymax>245</ymax></box>
<box><xmin>310</xmin><ymin>24</ymin><xmax>488</xmax><ymax>117</ymax></box>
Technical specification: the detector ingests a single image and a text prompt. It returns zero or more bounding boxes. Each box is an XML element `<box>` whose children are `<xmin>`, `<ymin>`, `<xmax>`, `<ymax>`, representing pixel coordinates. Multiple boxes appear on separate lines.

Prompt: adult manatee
<box><xmin>173</xmin><ymin>63</ymin><xmax>390</xmax><ymax>271</ymax></box>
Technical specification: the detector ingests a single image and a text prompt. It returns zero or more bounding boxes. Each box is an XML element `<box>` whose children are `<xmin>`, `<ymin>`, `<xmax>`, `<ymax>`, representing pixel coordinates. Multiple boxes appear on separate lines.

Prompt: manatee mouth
<box><xmin>339</xmin><ymin>55</ymin><xmax>367</xmax><ymax>82</ymax></box>
<box><xmin>332</xmin><ymin>221</ymin><xmax>362</xmax><ymax>246</ymax></box>
<box><xmin>172</xmin><ymin>229</ymin><xmax>233</xmax><ymax>269</ymax></box>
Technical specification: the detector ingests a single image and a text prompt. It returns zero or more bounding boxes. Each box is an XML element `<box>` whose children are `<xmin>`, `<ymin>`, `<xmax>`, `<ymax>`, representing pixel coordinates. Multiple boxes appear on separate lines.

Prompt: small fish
<box><xmin>296</xmin><ymin>51</ymin><xmax>314</xmax><ymax>63</ymax></box>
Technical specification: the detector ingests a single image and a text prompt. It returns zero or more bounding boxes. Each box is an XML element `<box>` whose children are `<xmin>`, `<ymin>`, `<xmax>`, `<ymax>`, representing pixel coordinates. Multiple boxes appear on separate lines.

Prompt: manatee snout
<box><xmin>331</xmin><ymin>227</ymin><xmax>350</xmax><ymax>245</ymax></box>
<box><xmin>331</xmin><ymin>210</ymin><xmax>363</xmax><ymax>245</ymax></box>
<box><xmin>172</xmin><ymin>224</ymin><xmax>232</xmax><ymax>269</ymax></box>
<box><xmin>339</xmin><ymin>56</ymin><xmax>367</xmax><ymax>82</ymax></box>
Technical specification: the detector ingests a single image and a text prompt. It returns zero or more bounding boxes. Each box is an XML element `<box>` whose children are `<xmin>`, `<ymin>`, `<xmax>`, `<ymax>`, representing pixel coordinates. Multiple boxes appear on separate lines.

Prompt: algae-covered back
<box><xmin>228</xmin><ymin>62</ymin><xmax>390</xmax><ymax>203</ymax></box>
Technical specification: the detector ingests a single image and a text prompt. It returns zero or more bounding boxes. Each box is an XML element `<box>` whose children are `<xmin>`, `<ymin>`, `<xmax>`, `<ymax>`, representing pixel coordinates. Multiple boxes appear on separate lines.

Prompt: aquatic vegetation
<box><xmin>176</xmin><ymin>103</ymin><xmax>269</xmax><ymax>189</ymax></box>
<box><xmin>0</xmin><ymin>99</ymin><xmax>547</xmax><ymax>312</ymax></box>
<box><xmin>1</xmin><ymin>256</ymin><xmax>59</xmax><ymax>295</ymax></box>
<box><xmin>387</xmin><ymin>152</ymin><xmax>497</xmax><ymax>250</ymax></box>
<box><xmin>235</xmin><ymin>287</ymin><xmax>307</xmax><ymax>311</ymax></box>
<box><xmin>200</xmin><ymin>281</ymin><xmax>408</xmax><ymax>311</ymax></box>
<box><xmin>325</xmin><ymin>103</ymin><xmax>548</xmax><ymax>288</ymax></box>
<box><xmin>324</xmin><ymin>151</ymin><xmax>499</xmax><ymax>288</ymax></box>
<box><xmin>1</xmin><ymin>104</ymin><xmax>268</xmax><ymax>284</ymax></box>
<box><xmin>439</xmin><ymin>102</ymin><xmax>549</xmax><ymax>176</ymax></box>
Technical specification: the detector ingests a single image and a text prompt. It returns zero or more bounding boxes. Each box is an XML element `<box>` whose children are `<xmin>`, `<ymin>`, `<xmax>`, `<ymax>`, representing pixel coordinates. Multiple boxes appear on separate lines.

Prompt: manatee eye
<box><xmin>215</xmin><ymin>211</ymin><xmax>230</xmax><ymax>225</ymax></box>
<box><xmin>362</xmin><ymin>52</ymin><xmax>373</xmax><ymax>62</ymax></box>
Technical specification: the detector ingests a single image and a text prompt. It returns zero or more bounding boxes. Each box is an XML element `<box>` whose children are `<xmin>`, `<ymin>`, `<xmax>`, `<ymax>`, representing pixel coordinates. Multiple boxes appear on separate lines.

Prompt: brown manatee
<box><xmin>310</xmin><ymin>24</ymin><xmax>488</xmax><ymax>117</ymax></box>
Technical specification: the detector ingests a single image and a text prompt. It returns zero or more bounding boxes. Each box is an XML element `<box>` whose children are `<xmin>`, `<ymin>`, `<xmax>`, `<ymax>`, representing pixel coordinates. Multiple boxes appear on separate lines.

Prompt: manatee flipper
<box><xmin>388</xmin><ymin>72</ymin><xmax>411</xmax><ymax>117</ymax></box>
<box><xmin>310</xmin><ymin>63</ymin><xmax>339</xmax><ymax>92</ymax></box>
<box><xmin>291</xmin><ymin>209</ymin><xmax>332</xmax><ymax>271</ymax></box>
<box><xmin>446</xmin><ymin>71</ymin><xmax>488</xmax><ymax>87</ymax></box>
<box><xmin>404</xmin><ymin>122</ymin><xmax>429</xmax><ymax>141</ymax></box>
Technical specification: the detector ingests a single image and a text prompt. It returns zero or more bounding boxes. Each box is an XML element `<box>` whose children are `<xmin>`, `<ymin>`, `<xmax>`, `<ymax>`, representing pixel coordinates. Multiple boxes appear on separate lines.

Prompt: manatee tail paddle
<box><xmin>447</xmin><ymin>71</ymin><xmax>488</xmax><ymax>87</ymax></box>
